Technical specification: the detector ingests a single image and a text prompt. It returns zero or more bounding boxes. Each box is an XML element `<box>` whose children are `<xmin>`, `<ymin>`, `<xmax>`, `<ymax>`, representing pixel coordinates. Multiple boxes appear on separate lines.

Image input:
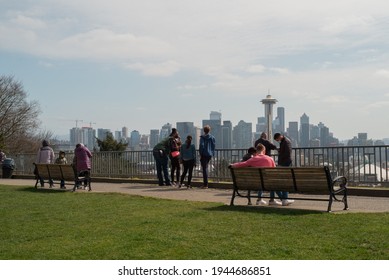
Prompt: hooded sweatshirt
<box><xmin>199</xmin><ymin>134</ymin><xmax>216</xmax><ymax>157</ymax></box>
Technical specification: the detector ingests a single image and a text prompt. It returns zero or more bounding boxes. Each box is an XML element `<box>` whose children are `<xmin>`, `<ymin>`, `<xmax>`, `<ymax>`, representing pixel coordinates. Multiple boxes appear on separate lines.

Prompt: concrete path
<box><xmin>1</xmin><ymin>179</ymin><xmax>389</xmax><ymax>213</ymax></box>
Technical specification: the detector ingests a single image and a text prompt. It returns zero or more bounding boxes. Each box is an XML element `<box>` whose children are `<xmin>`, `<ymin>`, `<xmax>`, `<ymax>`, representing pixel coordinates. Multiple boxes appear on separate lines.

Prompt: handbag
<box><xmin>171</xmin><ymin>151</ymin><xmax>180</xmax><ymax>158</ymax></box>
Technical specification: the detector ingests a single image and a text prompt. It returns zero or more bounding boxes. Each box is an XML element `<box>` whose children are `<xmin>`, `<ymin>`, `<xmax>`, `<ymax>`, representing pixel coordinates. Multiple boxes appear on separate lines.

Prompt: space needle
<box><xmin>261</xmin><ymin>94</ymin><xmax>277</xmax><ymax>140</ymax></box>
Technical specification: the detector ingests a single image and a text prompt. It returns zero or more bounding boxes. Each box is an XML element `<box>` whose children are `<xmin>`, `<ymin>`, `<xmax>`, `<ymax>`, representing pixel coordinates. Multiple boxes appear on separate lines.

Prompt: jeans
<box><xmin>258</xmin><ymin>190</ymin><xmax>283</xmax><ymax>200</ymax></box>
<box><xmin>200</xmin><ymin>156</ymin><xmax>212</xmax><ymax>186</ymax></box>
<box><xmin>278</xmin><ymin>160</ymin><xmax>293</xmax><ymax>199</ymax></box>
<box><xmin>153</xmin><ymin>150</ymin><xmax>170</xmax><ymax>186</ymax></box>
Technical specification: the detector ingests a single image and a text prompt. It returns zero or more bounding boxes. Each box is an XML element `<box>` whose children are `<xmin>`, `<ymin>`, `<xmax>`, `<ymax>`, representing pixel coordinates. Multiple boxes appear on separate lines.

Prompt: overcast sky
<box><xmin>1</xmin><ymin>0</ymin><xmax>389</xmax><ymax>140</ymax></box>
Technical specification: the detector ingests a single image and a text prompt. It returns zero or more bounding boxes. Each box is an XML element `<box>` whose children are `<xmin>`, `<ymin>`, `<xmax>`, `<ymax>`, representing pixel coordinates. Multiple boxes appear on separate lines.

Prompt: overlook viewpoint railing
<box><xmin>8</xmin><ymin>145</ymin><xmax>389</xmax><ymax>187</ymax></box>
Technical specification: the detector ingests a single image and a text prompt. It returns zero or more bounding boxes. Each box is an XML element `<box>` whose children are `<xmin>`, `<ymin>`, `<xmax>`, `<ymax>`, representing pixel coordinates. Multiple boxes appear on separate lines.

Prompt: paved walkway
<box><xmin>1</xmin><ymin>179</ymin><xmax>389</xmax><ymax>213</ymax></box>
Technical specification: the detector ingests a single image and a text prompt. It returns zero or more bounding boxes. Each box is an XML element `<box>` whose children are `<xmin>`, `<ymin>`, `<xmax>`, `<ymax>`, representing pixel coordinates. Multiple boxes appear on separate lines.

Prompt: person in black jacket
<box><xmin>274</xmin><ymin>133</ymin><xmax>294</xmax><ymax>206</ymax></box>
<box><xmin>254</xmin><ymin>132</ymin><xmax>277</xmax><ymax>156</ymax></box>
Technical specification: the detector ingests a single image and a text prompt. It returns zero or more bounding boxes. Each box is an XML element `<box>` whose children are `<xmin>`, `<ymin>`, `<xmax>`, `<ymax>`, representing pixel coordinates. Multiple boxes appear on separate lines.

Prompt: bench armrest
<box><xmin>332</xmin><ymin>175</ymin><xmax>347</xmax><ymax>193</ymax></box>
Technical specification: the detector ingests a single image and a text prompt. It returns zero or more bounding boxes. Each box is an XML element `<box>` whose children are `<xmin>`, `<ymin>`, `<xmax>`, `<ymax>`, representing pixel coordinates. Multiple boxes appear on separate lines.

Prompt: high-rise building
<box><xmin>149</xmin><ymin>129</ymin><xmax>160</xmax><ymax>149</ymax></box>
<box><xmin>261</xmin><ymin>95</ymin><xmax>277</xmax><ymax>140</ymax></box>
<box><xmin>160</xmin><ymin>123</ymin><xmax>172</xmax><ymax>140</ymax></box>
<box><xmin>176</xmin><ymin>122</ymin><xmax>196</xmax><ymax>139</ymax></box>
<box><xmin>210</xmin><ymin>111</ymin><xmax>222</xmax><ymax>121</ymax></box>
<box><xmin>176</xmin><ymin>121</ymin><xmax>198</xmax><ymax>149</ymax></box>
<box><xmin>287</xmin><ymin>121</ymin><xmax>299</xmax><ymax>147</ymax></box>
<box><xmin>300</xmin><ymin>113</ymin><xmax>310</xmax><ymax>147</ymax></box>
<box><xmin>114</xmin><ymin>131</ymin><xmax>122</xmax><ymax>141</ymax></box>
<box><xmin>233</xmin><ymin>120</ymin><xmax>252</xmax><ymax>149</ymax></box>
<box><xmin>122</xmin><ymin>126</ymin><xmax>129</xmax><ymax>139</ymax></box>
<box><xmin>203</xmin><ymin>111</ymin><xmax>222</xmax><ymax>148</ymax></box>
<box><xmin>310</xmin><ymin>124</ymin><xmax>320</xmax><ymax>141</ymax></box>
<box><xmin>70</xmin><ymin>127</ymin><xmax>96</xmax><ymax>149</ymax></box>
<box><xmin>130</xmin><ymin>130</ymin><xmax>141</xmax><ymax>150</ymax></box>
<box><xmin>97</xmin><ymin>128</ymin><xmax>111</xmax><ymax>141</ymax></box>
<box><xmin>256</xmin><ymin>117</ymin><xmax>266</xmax><ymax>133</ymax></box>
<box><xmin>358</xmin><ymin>133</ymin><xmax>368</xmax><ymax>145</ymax></box>
<box><xmin>221</xmin><ymin>121</ymin><xmax>233</xmax><ymax>149</ymax></box>
<box><xmin>274</xmin><ymin>107</ymin><xmax>285</xmax><ymax>133</ymax></box>
<box><xmin>70</xmin><ymin>127</ymin><xmax>82</xmax><ymax>146</ymax></box>
<box><xmin>320</xmin><ymin>125</ymin><xmax>330</xmax><ymax>147</ymax></box>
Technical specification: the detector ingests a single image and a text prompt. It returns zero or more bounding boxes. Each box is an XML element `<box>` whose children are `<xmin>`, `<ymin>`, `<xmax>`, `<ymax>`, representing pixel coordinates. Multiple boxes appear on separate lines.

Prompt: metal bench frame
<box><xmin>229</xmin><ymin>166</ymin><xmax>348</xmax><ymax>212</ymax></box>
<box><xmin>33</xmin><ymin>163</ymin><xmax>91</xmax><ymax>192</ymax></box>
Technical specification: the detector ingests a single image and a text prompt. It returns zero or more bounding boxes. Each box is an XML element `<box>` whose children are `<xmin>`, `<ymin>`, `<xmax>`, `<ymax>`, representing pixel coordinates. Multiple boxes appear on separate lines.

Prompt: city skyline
<box><xmin>2</xmin><ymin>1</ymin><xmax>389</xmax><ymax>140</ymax></box>
<box><xmin>65</xmin><ymin>109</ymin><xmax>386</xmax><ymax>149</ymax></box>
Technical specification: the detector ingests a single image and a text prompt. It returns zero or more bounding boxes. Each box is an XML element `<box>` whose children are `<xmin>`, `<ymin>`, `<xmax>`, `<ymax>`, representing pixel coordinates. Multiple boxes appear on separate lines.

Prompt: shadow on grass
<box><xmin>17</xmin><ymin>186</ymin><xmax>69</xmax><ymax>194</ymax></box>
<box><xmin>203</xmin><ymin>204</ymin><xmax>323</xmax><ymax>216</ymax></box>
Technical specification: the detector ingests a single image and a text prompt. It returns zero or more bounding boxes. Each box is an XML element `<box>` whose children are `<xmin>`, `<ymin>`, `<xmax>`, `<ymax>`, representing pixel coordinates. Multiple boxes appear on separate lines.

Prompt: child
<box><xmin>55</xmin><ymin>151</ymin><xmax>68</xmax><ymax>189</ymax></box>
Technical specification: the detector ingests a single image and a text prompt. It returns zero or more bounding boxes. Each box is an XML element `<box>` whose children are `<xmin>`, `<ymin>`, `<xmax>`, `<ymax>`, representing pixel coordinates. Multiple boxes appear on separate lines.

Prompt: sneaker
<box><xmin>282</xmin><ymin>199</ymin><xmax>295</xmax><ymax>206</ymax></box>
<box><xmin>269</xmin><ymin>199</ymin><xmax>282</xmax><ymax>206</ymax></box>
<box><xmin>201</xmin><ymin>185</ymin><xmax>208</xmax><ymax>189</ymax></box>
<box><xmin>256</xmin><ymin>199</ymin><xmax>268</xmax><ymax>206</ymax></box>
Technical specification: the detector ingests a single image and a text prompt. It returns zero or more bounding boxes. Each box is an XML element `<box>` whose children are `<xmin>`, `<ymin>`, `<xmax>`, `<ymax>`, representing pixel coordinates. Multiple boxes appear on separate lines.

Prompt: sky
<box><xmin>1</xmin><ymin>0</ymin><xmax>389</xmax><ymax>141</ymax></box>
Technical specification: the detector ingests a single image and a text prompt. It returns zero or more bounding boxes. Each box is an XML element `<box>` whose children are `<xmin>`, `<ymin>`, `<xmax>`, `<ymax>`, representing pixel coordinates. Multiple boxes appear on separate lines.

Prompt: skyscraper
<box><xmin>233</xmin><ymin>120</ymin><xmax>253</xmax><ymax>148</ymax></box>
<box><xmin>149</xmin><ymin>129</ymin><xmax>160</xmax><ymax>149</ymax></box>
<box><xmin>300</xmin><ymin>113</ymin><xmax>310</xmax><ymax>147</ymax></box>
<box><xmin>221</xmin><ymin>121</ymin><xmax>233</xmax><ymax>149</ymax></box>
<box><xmin>130</xmin><ymin>130</ymin><xmax>141</xmax><ymax>150</ymax></box>
<box><xmin>176</xmin><ymin>122</ymin><xmax>198</xmax><ymax>147</ymax></box>
<box><xmin>275</xmin><ymin>107</ymin><xmax>285</xmax><ymax>133</ymax></box>
<box><xmin>160</xmin><ymin>123</ymin><xmax>172</xmax><ymax>139</ymax></box>
<box><xmin>122</xmin><ymin>126</ymin><xmax>129</xmax><ymax>139</ymax></box>
<box><xmin>287</xmin><ymin>121</ymin><xmax>299</xmax><ymax>147</ymax></box>
<box><xmin>203</xmin><ymin>111</ymin><xmax>222</xmax><ymax>148</ymax></box>
<box><xmin>261</xmin><ymin>95</ymin><xmax>277</xmax><ymax>139</ymax></box>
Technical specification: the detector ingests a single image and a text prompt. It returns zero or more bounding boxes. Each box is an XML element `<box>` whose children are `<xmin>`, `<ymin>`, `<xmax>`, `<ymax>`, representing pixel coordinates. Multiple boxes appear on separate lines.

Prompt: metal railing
<box><xmin>7</xmin><ymin>145</ymin><xmax>389</xmax><ymax>186</ymax></box>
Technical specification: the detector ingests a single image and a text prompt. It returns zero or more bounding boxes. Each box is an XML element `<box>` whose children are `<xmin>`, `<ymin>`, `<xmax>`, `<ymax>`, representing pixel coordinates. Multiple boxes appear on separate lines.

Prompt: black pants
<box><xmin>180</xmin><ymin>159</ymin><xmax>195</xmax><ymax>186</ymax></box>
<box><xmin>170</xmin><ymin>156</ymin><xmax>181</xmax><ymax>183</ymax></box>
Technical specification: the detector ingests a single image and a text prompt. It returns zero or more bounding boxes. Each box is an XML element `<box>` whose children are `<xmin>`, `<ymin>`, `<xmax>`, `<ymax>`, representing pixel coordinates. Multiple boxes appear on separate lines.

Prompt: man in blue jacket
<box><xmin>199</xmin><ymin>125</ymin><xmax>216</xmax><ymax>189</ymax></box>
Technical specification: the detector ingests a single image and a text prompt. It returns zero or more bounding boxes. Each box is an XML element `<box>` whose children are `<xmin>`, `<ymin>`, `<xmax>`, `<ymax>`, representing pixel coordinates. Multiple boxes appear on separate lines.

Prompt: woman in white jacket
<box><xmin>35</xmin><ymin>140</ymin><xmax>55</xmax><ymax>187</ymax></box>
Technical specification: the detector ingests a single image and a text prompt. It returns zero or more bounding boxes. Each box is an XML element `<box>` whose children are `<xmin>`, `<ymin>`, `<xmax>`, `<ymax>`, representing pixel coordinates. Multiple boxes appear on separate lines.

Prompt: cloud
<box><xmin>124</xmin><ymin>60</ymin><xmax>181</xmax><ymax>77</ymax></box>
<box><xmin>177</xmin><ymin>84</ymin><xmax>208</xmax><ymax>90</ymax></box>
<box><xmin>376</xmin><ymin>69</ymin><xmax>389</xmax><ymax>78</ymax></box>
<box><xmin>57</xmin><ymin>29</ymin><xmax>174</xmax><ymax>60</ymax></box>
<box><xmin>246</xmin><ymin>64</ymin><xmax>266</xmax><ymax>73</ymax></box>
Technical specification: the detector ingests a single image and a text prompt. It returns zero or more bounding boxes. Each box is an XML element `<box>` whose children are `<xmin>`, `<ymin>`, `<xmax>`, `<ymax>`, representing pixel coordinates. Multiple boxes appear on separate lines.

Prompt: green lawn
<box><xmin>1</xmin><ymin>184</ymin><xmax>388</xmax><ymax>260</ymax></box>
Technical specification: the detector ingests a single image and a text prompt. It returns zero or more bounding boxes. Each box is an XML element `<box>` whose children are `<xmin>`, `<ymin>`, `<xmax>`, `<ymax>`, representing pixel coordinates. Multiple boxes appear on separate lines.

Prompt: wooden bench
<box><xmin>229</xmin><ymin>166</ymin><xmax>348</xmax><ymax>212</ymax></box>
<box><xmin>33</xmin><ymin>163</ymin><xmax>91</xmax><ymax>192</ymax></box>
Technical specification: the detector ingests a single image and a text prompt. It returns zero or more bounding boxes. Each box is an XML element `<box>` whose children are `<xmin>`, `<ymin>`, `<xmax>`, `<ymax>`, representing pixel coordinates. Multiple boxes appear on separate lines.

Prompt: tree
<box><xmin>0</xmin><ymin>75</ymin><xmax>41</xmax><ymax>153</ymax></box>
<box><xmin>96</xmin><ymin>132</ymin><xmax>128</xmax><ymax>151</ymax></box>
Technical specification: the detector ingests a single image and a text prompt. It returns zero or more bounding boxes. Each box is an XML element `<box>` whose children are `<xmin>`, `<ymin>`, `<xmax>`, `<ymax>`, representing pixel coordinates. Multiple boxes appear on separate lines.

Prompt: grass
<box><xmin>1</xmin><ymin>184</ymin><xmax>388</xmax><ymax>260</ymax></box>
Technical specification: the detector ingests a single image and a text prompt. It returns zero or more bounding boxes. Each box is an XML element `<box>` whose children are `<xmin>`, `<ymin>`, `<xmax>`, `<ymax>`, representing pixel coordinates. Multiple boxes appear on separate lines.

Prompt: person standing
<box><xmin>274</xmin><ymin>133</ymin><xmax>294</xmax><ymax>206</ymax></box>
<box><xmin>179</xmin><ymin>135</ymin><xmax>196</xmax><ymax>188</ymax></box>
<box><xmin>254</xmin><ymin>132</ymin><xmax>277</xmax><ymax>156</ymax></box>
<box><xmin>153</xmin><ymin>137</ymin><xmax>171</xmax><ymax>186</ymax></box>
<box><xmin>35</xmin><ymin>140</ymin><xmax>55</xmax><ymax>187</ymax></box>
<box><xmin>199</xmin><ymin>125</ymin><xmax>216</xmax><ymax>189</ymax></box>
<box><xmin>73</xmin><ymin>143</ymin><xmax>92</xmax><ymax>191</ymax></box>
<box><xmin>168</xmin><ymin>128</ymin><xmax>182</xmax><ymax>186</ymax></box>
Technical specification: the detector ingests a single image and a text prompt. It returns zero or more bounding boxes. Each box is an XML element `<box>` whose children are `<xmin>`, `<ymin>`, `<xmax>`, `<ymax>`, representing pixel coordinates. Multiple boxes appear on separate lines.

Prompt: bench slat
<box><xmin>229</xmin><ymin>166</ymin><xmax>348</xmax><ymax>212</ymax></box>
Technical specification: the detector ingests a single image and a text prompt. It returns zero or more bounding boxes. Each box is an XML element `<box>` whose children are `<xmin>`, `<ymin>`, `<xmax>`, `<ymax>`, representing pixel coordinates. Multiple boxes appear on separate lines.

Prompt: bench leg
<box><xmin>230</xmin><ymin>189</ymin><xmax>236</xmax><ymax>206</ymax></box>
<box><xmin>343</xmin><ymin>191</ymin><xmax>349</xmax><ymax>210</ymax></box>
<box><xmin>327</xmin><ymin>196</ymin><xmax>333</xmax><ymax>212</ymax></box>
